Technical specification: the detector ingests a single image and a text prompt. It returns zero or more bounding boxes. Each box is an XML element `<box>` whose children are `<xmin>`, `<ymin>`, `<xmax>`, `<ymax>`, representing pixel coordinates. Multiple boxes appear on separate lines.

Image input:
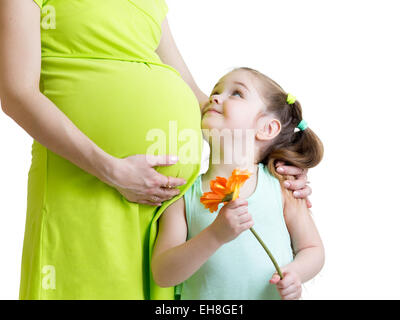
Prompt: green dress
<box><xmin>21</xmin><ymin>0</ymin><xmax>202</xmax><ymax>299</ymax></box>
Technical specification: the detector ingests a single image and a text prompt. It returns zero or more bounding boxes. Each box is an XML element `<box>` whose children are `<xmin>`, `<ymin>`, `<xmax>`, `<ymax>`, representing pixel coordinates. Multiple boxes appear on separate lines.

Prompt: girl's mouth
<box><xmin>203</xmin><ymin>107</ymin><xmax>222</xmax><ymax>116</ymax></box>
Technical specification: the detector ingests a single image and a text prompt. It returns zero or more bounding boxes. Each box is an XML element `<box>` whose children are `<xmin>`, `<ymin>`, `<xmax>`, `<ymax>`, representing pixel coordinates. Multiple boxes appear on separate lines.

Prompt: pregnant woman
<box><xmin>0</xmin><ymin>0</ymin><xmax>311</xmax><ymax>299</ymax></box>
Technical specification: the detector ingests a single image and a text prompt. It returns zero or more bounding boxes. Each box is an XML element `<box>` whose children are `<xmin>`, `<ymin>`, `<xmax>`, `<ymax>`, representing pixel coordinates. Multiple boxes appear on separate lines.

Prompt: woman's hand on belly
<box><xmin>103</xmin><ymin>154</ymin><xmax>187</xmax><ymax>206</ymax></box>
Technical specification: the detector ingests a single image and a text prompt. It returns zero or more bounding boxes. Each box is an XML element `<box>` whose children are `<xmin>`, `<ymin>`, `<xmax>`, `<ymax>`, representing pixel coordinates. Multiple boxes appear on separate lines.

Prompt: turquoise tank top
<box><xmin>178</xmin><ymin>163</ymin><xmax>294</xmax><ymax>300</ymax></box>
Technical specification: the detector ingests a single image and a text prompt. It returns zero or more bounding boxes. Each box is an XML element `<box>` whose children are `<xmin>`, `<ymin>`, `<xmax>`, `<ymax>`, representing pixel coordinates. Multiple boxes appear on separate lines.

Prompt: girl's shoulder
<box><xmin>160</xmin><ymin>196</ymin><xmax>186</xmax><ymax>222</ymax></box>
<box><xmin>261</xmin><ymin>162</ymin><xmax>308</xmax><ymax>220</ymax></box>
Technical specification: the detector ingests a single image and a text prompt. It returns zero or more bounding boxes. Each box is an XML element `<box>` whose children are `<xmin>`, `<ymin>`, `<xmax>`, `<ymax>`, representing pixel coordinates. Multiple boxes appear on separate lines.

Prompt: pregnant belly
<box><xmin>40</xmin><ymin>58</ymin><xmax>203</xmax><ymax>170</ymax></box>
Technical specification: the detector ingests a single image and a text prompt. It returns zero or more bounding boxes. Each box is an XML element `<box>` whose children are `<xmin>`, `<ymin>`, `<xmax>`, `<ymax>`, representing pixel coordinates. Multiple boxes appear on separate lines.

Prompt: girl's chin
<box><xmin>202</xmin><ymin>118</ymin><xmax>236</xmax><ymax>130</ymax></box>
<box><xmin>201</xmin><ymin>117</ymin><xmax>220</xmax><ymax>130</ymax></box>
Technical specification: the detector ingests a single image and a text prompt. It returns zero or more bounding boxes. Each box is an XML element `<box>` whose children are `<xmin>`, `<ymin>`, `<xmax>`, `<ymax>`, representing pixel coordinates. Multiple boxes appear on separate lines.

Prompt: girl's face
<box><xmin>201</xmin><ymin>70</ymin><xmax>267</xmax><ymax>132</ymax></box>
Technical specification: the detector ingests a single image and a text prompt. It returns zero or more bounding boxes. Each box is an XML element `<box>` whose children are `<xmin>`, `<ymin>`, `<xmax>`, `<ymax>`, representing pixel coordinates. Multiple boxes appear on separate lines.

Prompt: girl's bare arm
<box><xmin>151</xmin><ymin>197</ymin><xmax>222</xmax><ymax>287</ymax></box>
<box><xmin>281</xmin><ymin>186</ymin><xmax>325</xmax><ymax>283</ymax></box>
<box><xmin>152</xmin><ymin>197</ymin><xmax>252</xmax><ymax>287</ymax></box>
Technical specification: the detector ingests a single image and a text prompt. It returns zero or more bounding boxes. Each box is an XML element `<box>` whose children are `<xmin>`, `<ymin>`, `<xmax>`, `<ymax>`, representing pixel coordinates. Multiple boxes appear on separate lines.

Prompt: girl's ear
<box><xmin>256</xmin><ymin>118</ymin><xmax>281</xmax><ymax>141</ymax></box>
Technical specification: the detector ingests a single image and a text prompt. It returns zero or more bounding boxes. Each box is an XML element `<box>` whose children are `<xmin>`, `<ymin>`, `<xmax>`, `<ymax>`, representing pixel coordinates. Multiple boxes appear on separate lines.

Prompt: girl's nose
<box><xmin>210</xmin><ymin>94</ymin><xmax>222</xmax><ymax>104</ymax></box>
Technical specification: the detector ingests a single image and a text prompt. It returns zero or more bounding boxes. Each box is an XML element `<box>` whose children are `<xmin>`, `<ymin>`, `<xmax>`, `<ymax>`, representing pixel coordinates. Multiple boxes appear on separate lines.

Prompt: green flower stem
<box><xmin>250</xmin><ymin>227</ymin><xmax>283</xmax><ymax>279</ymax></box>
<box><xmin>221</xmin><ymin>193</ymin><xmax>233</xmax><ymax>202</ymax></box>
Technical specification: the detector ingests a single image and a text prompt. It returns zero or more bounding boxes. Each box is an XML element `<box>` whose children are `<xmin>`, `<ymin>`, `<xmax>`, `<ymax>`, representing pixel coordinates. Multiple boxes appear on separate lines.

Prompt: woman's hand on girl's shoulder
<box><xmin>275</xmin><ymin>161</ymin><xmax>312</xmax><ymax>208</ymax></box>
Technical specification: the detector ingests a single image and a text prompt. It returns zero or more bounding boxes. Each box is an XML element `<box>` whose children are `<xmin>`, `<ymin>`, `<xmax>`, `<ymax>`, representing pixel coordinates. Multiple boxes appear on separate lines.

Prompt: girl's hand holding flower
<box><xmin>208</xmin><ymin>198</ymin><xmax>254</xmax><ymax>245</ymax></box>
<box><xmin>269</xmin><ymin>268</ymin><xmax>302</xmax><ymax>300</ymax></box>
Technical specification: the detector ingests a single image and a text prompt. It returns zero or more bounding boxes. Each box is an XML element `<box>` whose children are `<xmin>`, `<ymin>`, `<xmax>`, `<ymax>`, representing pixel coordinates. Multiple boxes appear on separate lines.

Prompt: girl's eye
<box><xmin>232</xmin><ymin>90</ymin><xmax>242</xmax><ymax>97</ymax></box>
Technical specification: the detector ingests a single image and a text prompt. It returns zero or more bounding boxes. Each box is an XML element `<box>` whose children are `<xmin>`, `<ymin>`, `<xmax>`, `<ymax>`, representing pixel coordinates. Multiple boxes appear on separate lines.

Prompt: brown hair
<box><xmin>234</xmin><ymin>67</ymin><xmax>324</xmax><ymax>180</ymax></box>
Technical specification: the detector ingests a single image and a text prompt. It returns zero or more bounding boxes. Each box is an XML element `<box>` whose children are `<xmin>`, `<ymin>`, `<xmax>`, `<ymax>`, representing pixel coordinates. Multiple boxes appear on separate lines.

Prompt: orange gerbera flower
<box><xmin>200</xmin><ymin>168</ymin><xmax>252</xmax><ymax>213</ymax></box>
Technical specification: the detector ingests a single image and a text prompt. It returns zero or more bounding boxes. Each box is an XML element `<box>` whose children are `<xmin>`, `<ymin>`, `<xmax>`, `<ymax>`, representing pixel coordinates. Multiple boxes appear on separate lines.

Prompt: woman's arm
<box><xmin>280</xmin><ymin>186</ymin><xmax>325</xmax><ymax>283</ymax></box>
<box><xmin>0</xmin><ymin>0</ymin><xmax>115</xmax><ymax>181</ymax></box>
<box><xmin>0</xmin><ymin>0</ymin><xmax>184</xmax><ymax>206</ymax></box>
<box><xmin>156</xmin><ymin>18</ymin><xmax>209</xmax><ymax>106</ymax></box>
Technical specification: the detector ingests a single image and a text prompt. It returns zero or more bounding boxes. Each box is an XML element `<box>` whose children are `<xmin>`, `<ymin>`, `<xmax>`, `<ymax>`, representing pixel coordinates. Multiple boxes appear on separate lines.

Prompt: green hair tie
<box><xmin>287</xmin><ymin>93</ymin><xmax>296</xmax><ymax>105</ymax></box>
<box><xmin>297</xmin><ymin>119</ymin><xmax>308</xmax><ymax>131</ymax></box>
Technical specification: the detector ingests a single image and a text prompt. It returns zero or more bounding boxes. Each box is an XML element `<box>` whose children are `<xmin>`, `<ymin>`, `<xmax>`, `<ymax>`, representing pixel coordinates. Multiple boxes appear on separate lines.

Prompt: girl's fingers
<box><xmin>235</xmin><ymin>206</ymin><xmax>249</xmax><ymax>216</ymax></box>
<box><xmin>282</xmin><ymin>289</ymin><xmax>301</xmax><ymax>300</ymax></box>
<box><xmin>269</xmin><ymin>274</ymin><xmax>281</xmax><ymax>285</ymax></box>
<box><xmin>240</xmin><ymin>220</ymin><xmax>254</xmax><ymax>231</ymax></box>
<box><xmin>280</xmin><ymin>283</ymin><xmax>298</xmax><ymax>297</ymax></box>
<box><xmin>238</xmin><ymin>212</ymin><xmax>252</xmax><ymax>224</ymax></box>
<box><xmin>275</xmin><ymin>272</ymin><xmax>293</xmax><ymax>289</ymax></box>
<box><xmin>228</xmin><ymin>198</ymin><xmax>248</xmax><ymax>208</ymax></box>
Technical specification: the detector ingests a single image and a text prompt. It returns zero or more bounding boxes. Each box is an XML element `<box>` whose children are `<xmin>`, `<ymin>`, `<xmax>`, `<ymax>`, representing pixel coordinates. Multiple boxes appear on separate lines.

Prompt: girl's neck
<box><xmin>202</xmin><ymin>158</ymin><xmax>260</xmax><ymax>199</ymax></box>
<box><xmin>203</xmin><ymin>152</ymin><xmax>258</xmax><ymax>181</ymax></box>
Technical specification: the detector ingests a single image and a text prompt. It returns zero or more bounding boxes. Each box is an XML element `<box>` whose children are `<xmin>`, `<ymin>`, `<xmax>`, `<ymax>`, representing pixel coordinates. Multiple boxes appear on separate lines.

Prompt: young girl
<box><xmin>151</xmin><ymin>67</ymin><xmax>325</xmax><ymax>300</ymax></box>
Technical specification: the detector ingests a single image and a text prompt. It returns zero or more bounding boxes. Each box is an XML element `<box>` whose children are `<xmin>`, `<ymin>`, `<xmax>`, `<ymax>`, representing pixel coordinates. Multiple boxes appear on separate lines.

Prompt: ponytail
<box><xmin>262</xmin><ymin>98</ymin><xmax>324</xmax><ymax>180</ymax></box>
<box><xmin>266</xmin><ymin>126</ymin><xmax>324</xmax><ymax>181</ymax></box>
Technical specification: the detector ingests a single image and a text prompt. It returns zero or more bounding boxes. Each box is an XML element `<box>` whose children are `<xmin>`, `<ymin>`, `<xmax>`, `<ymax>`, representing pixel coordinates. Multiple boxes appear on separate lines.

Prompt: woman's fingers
<box><xmin>275</xmin><ymin>161</ymin><xmax>285</xmax><ymax>167</ymax></box>
<box><xmin>145</xmin><ymin>154</ymin><xmax>179</xmax><ymax>167</ymax></box>
<box><xmin>276</xmin><ymin>164</ymin><xmax>307</xmax><ymax>176</ymax></box>
<box><xmin>150</xmin><ymin>170</ymin><xmax>186</xmax><ymax>188</ymax></box>
<box><xmin>306</xmin><ymin>198</ymin><xmax>312</xmax><ymax>209</ymax></box>
<box><xmin>141</xmin><ymin>200</ymin><xmax>162</xmax><ymax>206</ymax></box>
<box><xmin>147</xmin><ymin>173</ymin><xmax>186</xmax><ymax>203</ymax></box>
<box><xmin>143</xmin><ymin>173</ymin><xmax>185</xmax><ymax>204</ymax></box>
<box><xmin>113</xmin><ymin>154</ymin><xmax>187</xmax><ymax>204</ymax></box>
<box><xmin>293</xmin><ymin>185</ymin><xmax>312</xmax><ymax>199</ymax></box>
<box><xmin>159</xmin><ymin>175</ymin><xmax>187</xmax><ymax>188</ymax></box>
<box><xmin>278</xmin><ymin>164</ymin><xmax>313</xmax><ymax>200</ymax></box>
<box><xmin>123</xmin><ymin>194</ymin><xmax>161</xmax><ymax>206</ymax></box>
<box><xmin>283</xmin><ymin>177</ymin><xmax>307</xmax><ymax>191</ymax></box>
<box><xmin>153</xmin><ymin>187</ymin><xmax>181</xmax><ymax>202</ymax></box>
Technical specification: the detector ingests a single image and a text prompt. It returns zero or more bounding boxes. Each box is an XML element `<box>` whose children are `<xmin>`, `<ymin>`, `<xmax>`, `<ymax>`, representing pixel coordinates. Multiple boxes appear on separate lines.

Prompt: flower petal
<box><xmin>200</xmin><ymin>168</ymin><xmax>252</xmax><ymax>213</ymax></box>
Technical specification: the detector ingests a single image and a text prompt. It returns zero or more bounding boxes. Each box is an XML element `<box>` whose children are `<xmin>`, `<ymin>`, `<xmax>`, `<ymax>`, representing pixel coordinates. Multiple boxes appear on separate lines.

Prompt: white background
<box><xmin>1</xmin><ymin>0</ymin><xmax>400</xmax><ymax>299</ymax></box>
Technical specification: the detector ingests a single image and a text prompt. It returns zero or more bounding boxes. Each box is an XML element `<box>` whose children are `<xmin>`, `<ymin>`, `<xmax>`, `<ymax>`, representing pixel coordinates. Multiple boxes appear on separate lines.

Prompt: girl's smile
<box><xmin>202</xmin><ymin>107</ymin><xmax>222</xmax><ymax>116</ymax></box>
